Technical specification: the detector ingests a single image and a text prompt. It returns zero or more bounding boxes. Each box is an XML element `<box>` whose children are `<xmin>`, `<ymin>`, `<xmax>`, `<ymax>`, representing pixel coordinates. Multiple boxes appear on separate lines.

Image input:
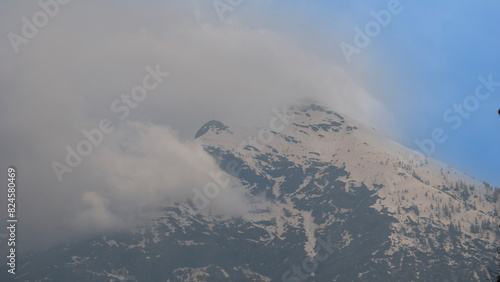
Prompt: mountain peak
<box><xmin>9</xmin><ymin>101</ymin><xmax>499</xmax><ymax>281</ymax></box>
<box><xmin>194</xmin><ymin>119</ymin><xmax>231</xmax><ymax>139</ymax></box>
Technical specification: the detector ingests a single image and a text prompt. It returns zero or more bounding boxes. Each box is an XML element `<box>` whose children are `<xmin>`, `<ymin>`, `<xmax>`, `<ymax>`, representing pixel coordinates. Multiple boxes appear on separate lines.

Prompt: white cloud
<box><xmin>71</xmin><ymin>121</ymin><xmax>256</xmax><ymax>233</ymax></box>
<box><xmin>0</xmin><ymin>0</ymin><xmax>391</xmax><ymax>251</ymax></box>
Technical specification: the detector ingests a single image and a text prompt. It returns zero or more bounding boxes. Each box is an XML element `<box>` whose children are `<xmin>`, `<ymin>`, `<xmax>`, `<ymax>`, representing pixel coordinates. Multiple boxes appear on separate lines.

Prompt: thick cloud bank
<box><xmin>0</xmin><ymin>0</ymin><xmax>390</xmax><ymax>251</ymax></box>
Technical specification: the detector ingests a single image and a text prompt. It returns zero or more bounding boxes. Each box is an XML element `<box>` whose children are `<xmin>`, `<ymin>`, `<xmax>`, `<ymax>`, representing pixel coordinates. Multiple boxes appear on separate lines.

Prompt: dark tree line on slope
<box><xmin>490</xmin><ymin>224</ymin><xmax>500</xmax><ymax>281</ymax></box>
<box><xmin>486</xmin><ymin>183</ymin><xmax>500</xmax><ymax>281</ymax></box>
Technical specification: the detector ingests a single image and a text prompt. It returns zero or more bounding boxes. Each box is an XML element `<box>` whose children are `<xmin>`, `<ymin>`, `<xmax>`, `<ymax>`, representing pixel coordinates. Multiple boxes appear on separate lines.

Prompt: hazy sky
<box><xmin>242</xmin><ymin>0</ymin><xmax>500</xmax><ymax>187</ymax></box>
<box><xmin>1</xmin><ymin>0</ymin><xmax>499</xmax><ymax>251</ymax></box>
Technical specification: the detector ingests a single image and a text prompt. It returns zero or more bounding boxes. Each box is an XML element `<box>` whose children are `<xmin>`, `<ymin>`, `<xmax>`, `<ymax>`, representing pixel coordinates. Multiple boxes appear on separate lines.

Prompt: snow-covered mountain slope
<box><xmin>194</xmin><ymin>102</ymin><xmax>499</xmax><ymax>280</ymax></box>
<box><xmin>5</xmin><ymin>102</ymin><xmax>499</xmax><ymax>281</ymax></box>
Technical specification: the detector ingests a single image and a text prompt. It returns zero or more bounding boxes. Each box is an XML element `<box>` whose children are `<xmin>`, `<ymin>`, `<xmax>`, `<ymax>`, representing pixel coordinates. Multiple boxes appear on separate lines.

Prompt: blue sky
<box><xmin>338</xmin><ymin>0</ymin><xmax>500</xmax><ymax>187</ymax></box>
<box><xmin>252</xmin><ymin>0</ymin><xmax>500</xmax><ymax>187</ymax></box>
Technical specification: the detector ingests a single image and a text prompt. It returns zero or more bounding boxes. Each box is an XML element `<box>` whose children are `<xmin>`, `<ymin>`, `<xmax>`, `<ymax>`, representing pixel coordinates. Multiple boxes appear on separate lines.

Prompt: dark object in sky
<box><xmin>498</xmin><ymin>109</ymin><xmax>500</xmax><ymax>116</ymax></box>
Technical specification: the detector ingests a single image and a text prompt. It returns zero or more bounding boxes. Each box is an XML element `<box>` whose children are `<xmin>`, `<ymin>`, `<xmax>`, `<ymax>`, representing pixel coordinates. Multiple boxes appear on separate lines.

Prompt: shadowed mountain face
<box><xmin>5</xmin><ymin>103</ymin><xmax>499</xmax><ymax>281</ymax></box>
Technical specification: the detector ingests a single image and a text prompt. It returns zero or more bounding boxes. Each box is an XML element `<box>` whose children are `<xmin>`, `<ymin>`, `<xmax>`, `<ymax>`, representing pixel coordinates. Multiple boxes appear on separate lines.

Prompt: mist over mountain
<box><xmin>3</xmin><ymin>102</ymin><xmax>499</xmax><ymax>281</ymax></box>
